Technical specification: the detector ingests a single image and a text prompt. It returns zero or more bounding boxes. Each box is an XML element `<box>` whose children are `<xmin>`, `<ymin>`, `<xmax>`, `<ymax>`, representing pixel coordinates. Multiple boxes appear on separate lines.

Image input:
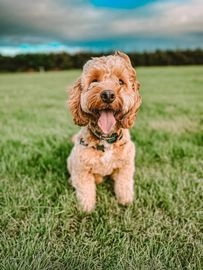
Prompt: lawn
<box><xmin>0</xmin><ymin>66</ymin><xmax>202</xmax><ymax>270</ymax></box>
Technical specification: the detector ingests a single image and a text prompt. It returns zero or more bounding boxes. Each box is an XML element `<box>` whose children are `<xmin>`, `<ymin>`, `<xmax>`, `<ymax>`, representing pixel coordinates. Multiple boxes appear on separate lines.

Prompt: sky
<box><xmin>0</xmin><ymin>0</ymin><xmax>202</xmax><ymax>55</ymax></box>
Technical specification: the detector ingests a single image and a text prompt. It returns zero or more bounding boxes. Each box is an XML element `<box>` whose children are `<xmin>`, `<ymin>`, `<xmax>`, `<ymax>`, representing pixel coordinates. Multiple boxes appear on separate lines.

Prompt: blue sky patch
<box><xmin>91</xmin><ymin>0</ymin><xmax>151</xmax><ymax>9</ymax></box>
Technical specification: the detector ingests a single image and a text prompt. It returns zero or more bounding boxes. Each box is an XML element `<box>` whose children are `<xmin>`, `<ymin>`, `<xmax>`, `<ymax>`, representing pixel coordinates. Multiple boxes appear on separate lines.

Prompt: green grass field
<box><xmin>0</xmin><ymin>66</ymin><xmax>202</xmax><ymax>270</ymax></box>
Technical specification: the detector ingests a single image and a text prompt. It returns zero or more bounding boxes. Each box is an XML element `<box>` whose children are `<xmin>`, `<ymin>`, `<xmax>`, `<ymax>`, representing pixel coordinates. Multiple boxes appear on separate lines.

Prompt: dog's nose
<box><xmin>100</xmin><ymin>90</ymin><xmax>115</xmax><ymax>103</ymax></box>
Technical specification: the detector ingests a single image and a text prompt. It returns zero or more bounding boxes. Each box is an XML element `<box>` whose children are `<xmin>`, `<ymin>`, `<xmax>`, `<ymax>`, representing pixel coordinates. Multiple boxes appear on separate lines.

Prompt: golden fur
<box><xmin>67</xmin><ymin>51</ymin><xmax>141</xmax><ymax>212</ymax></box>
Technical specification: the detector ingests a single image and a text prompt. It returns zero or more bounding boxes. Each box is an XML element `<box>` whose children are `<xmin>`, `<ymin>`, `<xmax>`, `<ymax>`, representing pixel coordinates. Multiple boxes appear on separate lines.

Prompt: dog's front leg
<box><xmin>71</xmin><ymin>172</ymin><xmax>96</xmax><ymax>212</ymax></box>
<box><xmin>112</xmin><ymin>165</ymin><xmax>135</xmax><ymax>205</ymax></box>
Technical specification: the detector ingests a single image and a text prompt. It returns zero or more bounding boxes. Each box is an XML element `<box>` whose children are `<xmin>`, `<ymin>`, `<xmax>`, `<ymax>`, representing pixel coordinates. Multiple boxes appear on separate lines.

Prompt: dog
<box><xmin>67</xmin><ymin>51</ymin><xmax>141</xmax><ymax>212</ymax></box>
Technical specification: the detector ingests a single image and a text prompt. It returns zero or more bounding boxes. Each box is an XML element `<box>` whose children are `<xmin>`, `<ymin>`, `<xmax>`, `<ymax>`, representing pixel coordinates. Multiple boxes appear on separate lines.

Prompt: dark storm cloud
<box><xmin>0</xmin><ymin>0</ymin><xmax>202</xmax><ymax>54</ymax></box>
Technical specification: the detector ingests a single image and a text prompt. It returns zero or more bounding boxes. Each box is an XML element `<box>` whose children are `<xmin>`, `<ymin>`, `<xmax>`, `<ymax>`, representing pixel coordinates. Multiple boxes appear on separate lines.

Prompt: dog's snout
<box><xmin>100</xmin><ymin>90</ymin><xmax>115</xmax><ymax>103</ymax></box>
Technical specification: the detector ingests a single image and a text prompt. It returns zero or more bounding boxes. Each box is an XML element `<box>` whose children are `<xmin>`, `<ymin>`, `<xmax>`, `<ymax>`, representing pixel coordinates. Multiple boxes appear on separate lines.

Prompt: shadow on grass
<box><xmin>25</xmin><ymin>137</ymin><xmax>72</xmax><ymax>179</ymax></box>
<box><xmin>0</xmin><ymin>135</ymin><xmax>72</xmax><ymax>185</ymax></box>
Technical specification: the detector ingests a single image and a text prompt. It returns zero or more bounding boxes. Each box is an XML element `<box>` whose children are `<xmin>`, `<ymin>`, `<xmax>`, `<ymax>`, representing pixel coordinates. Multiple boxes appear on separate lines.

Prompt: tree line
<box><xmin>0</xmin><ymin>49</ymin><xmax>202</xmax><ymax>72</ymax></box>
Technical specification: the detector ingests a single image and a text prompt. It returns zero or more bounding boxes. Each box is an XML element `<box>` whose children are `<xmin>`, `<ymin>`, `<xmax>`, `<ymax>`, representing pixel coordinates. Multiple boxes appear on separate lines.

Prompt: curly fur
<box><xmin>67</xmin><ymin>51</ymin><xmax>141</xmax><ymax>212</ymax></box>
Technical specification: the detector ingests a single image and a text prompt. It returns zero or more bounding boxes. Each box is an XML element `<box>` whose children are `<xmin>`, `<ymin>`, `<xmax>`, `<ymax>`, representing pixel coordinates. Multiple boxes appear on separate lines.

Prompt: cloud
<box><xmin>0</xmin><ymin>0</ymin><xmax>202</xmax><ymax>54</ymax></box>
<box><xmin>106</xmin><ymin>0</ymin><xmax>203</xmax><ymax>37</ymax></box>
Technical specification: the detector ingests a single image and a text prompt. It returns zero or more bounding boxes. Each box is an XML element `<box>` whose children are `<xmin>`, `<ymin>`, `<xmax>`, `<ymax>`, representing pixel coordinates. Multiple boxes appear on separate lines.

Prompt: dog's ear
<box><xmin>68</xmin><ymin>78</ymin><xmax>89</xmax><ymax>126</ymax></box>
<box><xmin>120</xmin><ymin>82</ymin><xmax>142</xmax><ymax>129</ymax></box>
<box><xmin>115</xmin><ymin>51</ymin><xmax>131</xmax><ymax>65</ymax></box>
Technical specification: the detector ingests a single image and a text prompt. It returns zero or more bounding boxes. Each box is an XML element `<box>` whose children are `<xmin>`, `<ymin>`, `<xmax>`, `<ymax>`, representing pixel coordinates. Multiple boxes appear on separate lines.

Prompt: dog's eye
<box><xmin>119</xmin><ymin>79</ymin><xmax>124</xmax><ymax>85</ymax></box>
<box><xmin>91</xmin><ymin>79</ymin><xmax>98</xmax><ymax>83</ymax></box>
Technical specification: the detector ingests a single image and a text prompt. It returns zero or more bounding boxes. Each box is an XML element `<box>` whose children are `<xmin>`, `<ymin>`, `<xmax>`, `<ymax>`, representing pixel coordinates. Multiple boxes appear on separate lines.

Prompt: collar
<box><xmin>88</xmin><ymin>124</ymin><xmax>123</xmax><ymax>144</ymax></box>
<box><xmin>79</xmin><ymin>125</ymin><xmax>123</xmax><ymax>152</ymax></box>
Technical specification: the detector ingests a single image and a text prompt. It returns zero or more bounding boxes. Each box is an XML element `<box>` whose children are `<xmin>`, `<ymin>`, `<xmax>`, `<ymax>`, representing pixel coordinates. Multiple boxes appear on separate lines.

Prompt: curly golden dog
<box><xmin>67</xmin><ymin>51</ymin><xmax>141</xmax><ymax>212</ymax></box>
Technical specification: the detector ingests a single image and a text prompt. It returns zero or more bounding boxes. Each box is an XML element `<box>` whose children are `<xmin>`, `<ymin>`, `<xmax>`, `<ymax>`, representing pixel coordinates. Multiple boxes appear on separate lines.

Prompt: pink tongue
<box><xmin>98</xmin><ymin>111</ymin><xmax>116</xmax><ymax>134</ymax></box>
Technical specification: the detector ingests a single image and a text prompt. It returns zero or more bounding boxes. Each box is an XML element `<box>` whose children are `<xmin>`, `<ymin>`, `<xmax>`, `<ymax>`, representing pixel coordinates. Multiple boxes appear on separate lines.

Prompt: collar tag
<box><xmin>79</xmin><ymin>138</ymin><xmax>88</xmax><ymax>147</ymax></box>
<box><xmin>96</xmin><ymin>144</ymin><xmax>105</xmax><ymax>152</ymax></box>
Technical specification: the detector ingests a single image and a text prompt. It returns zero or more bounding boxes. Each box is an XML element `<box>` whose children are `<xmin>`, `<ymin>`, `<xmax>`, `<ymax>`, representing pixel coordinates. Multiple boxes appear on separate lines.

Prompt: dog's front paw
<box><xmin>117</xmin><ymin>193</ymin><xmax>134</xmax><ymax>206</ymax></box>
<box><xmin>117</xmin><ymin>194</ymin><xmax>133</xmax><ymax>205</ymax></box>
<box><xmin>74</xmin><ymin>176</ymin><xmax>96</xmax><ymax>213</ymax></box>
<box><xmin>115</xmin><ymin>186</ymin><xmax>134</xmax><ymax>206</ymax></box>
<box><xmin>79</xmin><ymin>197</ymin><xmax>96</xmax><ymax>213</ymax></box>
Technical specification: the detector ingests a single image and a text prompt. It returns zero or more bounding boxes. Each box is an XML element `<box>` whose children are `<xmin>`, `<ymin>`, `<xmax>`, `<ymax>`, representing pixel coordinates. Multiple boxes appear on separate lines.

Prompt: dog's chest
<box><xmin>98</xmin><ymin>142</ymin><xmax>115</xmax><ymax>165</ymax></box>
<box><xmin>100</xmin><ymin>148</ymin><xmax>113</xmax><ymax>164</ymax></box>
<box><xmin>91</xmin><ymin>145</ymin><xmax>124</xmax><ymax>176</ymax></box>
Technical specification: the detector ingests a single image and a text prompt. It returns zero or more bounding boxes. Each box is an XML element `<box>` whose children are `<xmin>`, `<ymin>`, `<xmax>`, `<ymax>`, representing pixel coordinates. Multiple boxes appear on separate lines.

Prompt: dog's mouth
<box><xmin>96</xmin><ymin>110</ymin><xmax>117</xmax><ymax>134</ymax></box>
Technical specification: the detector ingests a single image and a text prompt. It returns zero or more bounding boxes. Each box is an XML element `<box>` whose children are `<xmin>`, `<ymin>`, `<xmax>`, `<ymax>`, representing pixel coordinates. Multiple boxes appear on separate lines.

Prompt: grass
<box><xmin>0</xmin><ymin>66</ymin><xmax>203</xmax><ymax>270</ymax></box>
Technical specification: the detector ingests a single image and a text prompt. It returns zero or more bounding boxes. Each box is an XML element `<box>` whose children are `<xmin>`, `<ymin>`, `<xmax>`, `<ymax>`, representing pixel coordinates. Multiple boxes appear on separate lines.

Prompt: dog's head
<box><xmin>68</xmin><ymin>51</ymin><xmax>141</xmax><ymax>134</ymax></box>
